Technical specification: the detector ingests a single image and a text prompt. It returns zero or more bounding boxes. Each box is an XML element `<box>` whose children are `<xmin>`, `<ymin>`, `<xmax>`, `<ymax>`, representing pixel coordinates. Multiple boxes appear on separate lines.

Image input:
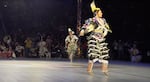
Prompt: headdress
<box><xmin>68</xmin><ymin>28</ymin><xmax>74</xmax><ymax>34</ymax></box>
<box><xmin>68</xmin><ymin>28</ymin><xmax>72</xmax><ymax>32</ymax></box>
<box><xmin>90</xmin><ymin>0</ymin><xmax>101</xmax><ymax>13</ymax></box>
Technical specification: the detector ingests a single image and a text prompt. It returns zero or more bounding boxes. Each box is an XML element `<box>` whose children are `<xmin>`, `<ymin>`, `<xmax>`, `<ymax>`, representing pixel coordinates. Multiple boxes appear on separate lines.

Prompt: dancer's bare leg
<box><xmin>87</xmin><ymin>60</ymin><xmax>93</xmax><ymax>75</ymax></box>
<box><xmin>100</xmin><ymin>60</ymin><xmax>109</xmax><ymax>76</ymax></box>
<box><xmin>69</xmin><ymin>53</ymin><xmax>73</xmax><ymax>63</ymax></box>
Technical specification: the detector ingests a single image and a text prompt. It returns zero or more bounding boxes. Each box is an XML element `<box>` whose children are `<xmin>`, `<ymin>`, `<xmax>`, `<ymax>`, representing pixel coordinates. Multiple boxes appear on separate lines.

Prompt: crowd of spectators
<box><xmin>109</xmin><ymin>40</ymin><xmax>150</xmax><ymax>63</ymax></box>
<box><xmin>0</xmin><ymin>28</ymin><xmax>68</xmax><ymax>59</ymax></box>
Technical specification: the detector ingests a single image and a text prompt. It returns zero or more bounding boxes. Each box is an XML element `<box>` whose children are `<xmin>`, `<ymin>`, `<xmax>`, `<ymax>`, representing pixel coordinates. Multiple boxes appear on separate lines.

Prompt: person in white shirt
<box><xmin>38</xmin><ymin>39</ymin><xmax>50</xmax><ymax>58</ymax></box>
<box><xmin>15</xmin><ymin>42</ymin><xmax>24</xmax><ymax>57</ymax></box>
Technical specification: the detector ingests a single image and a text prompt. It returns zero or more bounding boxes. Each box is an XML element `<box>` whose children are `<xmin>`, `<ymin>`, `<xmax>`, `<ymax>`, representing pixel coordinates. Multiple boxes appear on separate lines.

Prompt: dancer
<box><xmin>65</xmin><ymin>28</ymin><xmax>79</xmax><ymax>63</ymax></box>
<box><xmin>79</xmin><ymin>0</ymin><xmax>112</xmax><ymax>75</ymax></box>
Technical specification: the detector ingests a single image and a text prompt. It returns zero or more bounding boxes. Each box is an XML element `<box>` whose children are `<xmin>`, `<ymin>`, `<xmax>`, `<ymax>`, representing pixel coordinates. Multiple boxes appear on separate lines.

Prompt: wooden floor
<box><xmin>0</xmin><ymin>58</ymin><xmax>150</xmax><ymax>82</ymax></box>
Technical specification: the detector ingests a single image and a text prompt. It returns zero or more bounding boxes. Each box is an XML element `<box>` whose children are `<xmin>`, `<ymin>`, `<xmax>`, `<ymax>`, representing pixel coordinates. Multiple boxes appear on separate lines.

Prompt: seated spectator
<box><xmin>15</xmin><ymin>42</ymin><xmax>24</xmax><ymax>57</ymax></box>
<box><xmin>38</xmin><ymin>39</ymin><xmax>51</xmax><ymax>58</ymax></box>
<box><xmin>129</xmin><ymin>44</ymin><xmax>142</xmax><ymax>62</ymax></box>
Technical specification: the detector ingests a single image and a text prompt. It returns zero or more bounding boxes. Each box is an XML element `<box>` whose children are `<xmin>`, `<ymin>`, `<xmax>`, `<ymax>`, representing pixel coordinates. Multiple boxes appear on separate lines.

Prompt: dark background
<box><xmin>0</xmin><ymin>0</ymin><xmax>149</xmax><ymax>49</ymax></box>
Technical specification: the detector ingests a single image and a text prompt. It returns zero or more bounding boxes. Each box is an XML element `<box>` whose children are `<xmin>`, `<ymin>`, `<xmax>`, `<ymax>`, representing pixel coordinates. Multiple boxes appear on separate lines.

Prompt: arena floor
<box><xmin>0</xmin><ymin>58</ymin><xmax>150</xmax><ymax>82</ymax></box>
